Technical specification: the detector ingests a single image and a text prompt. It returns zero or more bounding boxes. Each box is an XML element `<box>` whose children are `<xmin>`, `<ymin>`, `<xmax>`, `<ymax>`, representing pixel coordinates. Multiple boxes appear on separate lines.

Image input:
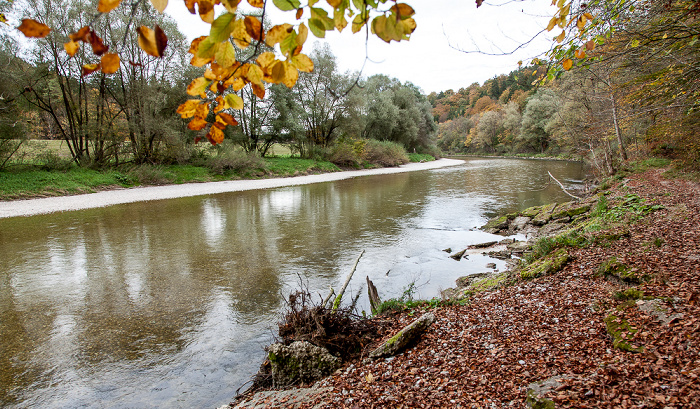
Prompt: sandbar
<box><xmin>0</xmin><ymin>158</ymin><xmax>464</xmax><ymax>219</ymax></box>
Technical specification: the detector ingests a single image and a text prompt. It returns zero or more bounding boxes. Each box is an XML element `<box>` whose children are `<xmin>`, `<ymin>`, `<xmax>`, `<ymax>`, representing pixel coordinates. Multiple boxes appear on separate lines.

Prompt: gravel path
<box><xmin>0</xmin><ymin>159</ymin><xmax>464</xmax><ymax>219</ymax></box>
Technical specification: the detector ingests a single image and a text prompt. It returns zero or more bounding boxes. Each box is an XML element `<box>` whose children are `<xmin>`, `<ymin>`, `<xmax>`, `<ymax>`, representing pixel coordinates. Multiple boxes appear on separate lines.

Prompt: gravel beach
<box><xmin>0</xmin><ymin>159</ymin><xmax>464</xmax><ymax>219</ymax></box>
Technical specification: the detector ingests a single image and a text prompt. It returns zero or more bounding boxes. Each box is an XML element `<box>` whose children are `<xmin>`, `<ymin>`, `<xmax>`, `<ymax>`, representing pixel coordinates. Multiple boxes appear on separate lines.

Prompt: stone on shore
<box><xmin>267</xmin><ymin>341</ymin><xmax>341</xmax><ymax>387</ymax></box>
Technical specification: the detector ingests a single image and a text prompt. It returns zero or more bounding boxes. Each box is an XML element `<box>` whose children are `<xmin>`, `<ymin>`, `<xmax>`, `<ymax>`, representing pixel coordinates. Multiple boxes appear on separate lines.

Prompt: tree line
<box><xmin>0</xmin><ymin>0</ymin><xmax>438</xmax><ymax>171</ymax></box>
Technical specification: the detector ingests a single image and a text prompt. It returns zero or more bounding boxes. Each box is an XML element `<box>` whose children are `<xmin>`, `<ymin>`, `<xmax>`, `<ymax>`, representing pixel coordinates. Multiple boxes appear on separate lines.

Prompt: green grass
<box><xmin>0</xmin><ymin>167</ymin><xmax>129</xmax><ymax>199</ymax></box>
<box><xmin>264</xmin><ymin>157</ymin><xmax>339</xmax><ymax>176</ymax></box>
<box><xmin>408</xmin><ymin>153</ymin><xmax>435</xmax><ymax>162</ymax></box>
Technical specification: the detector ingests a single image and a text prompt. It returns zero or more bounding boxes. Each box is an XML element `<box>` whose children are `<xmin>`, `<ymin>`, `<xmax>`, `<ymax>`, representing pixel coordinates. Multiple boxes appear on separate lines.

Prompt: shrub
<box><xmin>206</xmin><ymin>143</ymin><xmax>265</xmax><ymax>175</ymax></box>
<box><xmin>128</xmin><ymin>164</ymin><xmax>171</xmax><ymax>185</ymax></box>
<box><xmin>361</xmin><ymin>140</ymin><xmax>409</xmax><ymax>167</ymax></box>
<box><xmin>36</xmin><ymin>150</ymin><xmax>73</xmax><ymax>171</ymax></box>
<box><xmin>328</xmin><ymin>142</ymin><xmax>360</xmax><ymax>168</ymax></box>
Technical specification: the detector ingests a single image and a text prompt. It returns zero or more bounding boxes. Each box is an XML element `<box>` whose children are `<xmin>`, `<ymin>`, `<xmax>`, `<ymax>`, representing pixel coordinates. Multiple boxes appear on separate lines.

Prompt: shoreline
<box><xmin>0</xmin><ymin>158</ymin><xmax>464</xmax><ymax>219</ymax></box>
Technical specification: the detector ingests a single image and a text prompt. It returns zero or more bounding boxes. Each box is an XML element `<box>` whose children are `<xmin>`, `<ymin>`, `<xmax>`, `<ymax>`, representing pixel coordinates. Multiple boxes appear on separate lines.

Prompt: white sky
<box><xmin>166</xmin><ymin>0</ymin><xmax>558</xmax><ymax>94</ymax></box>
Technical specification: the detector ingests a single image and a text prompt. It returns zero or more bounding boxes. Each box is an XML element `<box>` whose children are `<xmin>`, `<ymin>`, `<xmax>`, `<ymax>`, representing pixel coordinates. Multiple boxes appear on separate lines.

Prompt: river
<box><xmin>0</xmin><ymin>158</ymin><xmax>586</xmax><ymax>408</ymax></box>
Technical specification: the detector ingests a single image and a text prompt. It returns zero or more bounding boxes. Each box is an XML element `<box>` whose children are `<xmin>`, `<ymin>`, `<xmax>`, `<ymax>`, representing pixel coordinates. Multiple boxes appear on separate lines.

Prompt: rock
<box><xmin>468</xmin><ymin>241</ymin><xmax>498</xmax><ymax>249</ymax></box>
<box><xmin>442</xmin><ymin>248</ymin><xmax>452</xmax><ymax>253</ymax></box>
<box><xmin>486</xmin><ymin>263</ymin><xmax>497</xmax><ymax>269</ymax></box>
<box><xmin>535</xmin><ymin>222</ymin><xmax>568</xmax><ymax>237</ymax></box>
<box><xmin>455</xmin><ymin>273</ymin><xmax>491</xmax><ymax>288</ymax></box>
<box><xmin>520</xmin><ymin>249</ymin><xmax>570</xmax><ymax>279</ymax></box>
<box><xmin>511</xmin><ymin>216</ymin><xmax>531</xmax><ymax>231</ymax></box>
<box><xmin>485</xmin><ymin>250</ymin><xmax>511</xmax><ymax>260</ymax></box>
<box><xmin>552</xmin><ymin>202</ymin><xmax>591</xmax><ymax>221</ymax></box>
<box><xmin>369</xmin><ymin>313</ymin><xmax>435</xmax><ymax>358</ymax></box>
<box><xmin>482</xmin><ymin>215</ymin><xmax>511</xmax><ymax>234</ymax></box>
<box><xmin>507</xmin><ymin>240</ymin><xmax>531</xmax><ymax>254</ymax></box>
<box><xmin>267</xmin><ymin>341</ymin><xmax>341</xmax><ymax>387</ymax></box>
<box><xmin>520</xmin><ymin>205</ymin><xmax>542</xmax><ymax>218</ymax></box>
<box><xmin>532</xmin><ymin>203</ymin><xmax>557</xmax><ymax>226</ymax></box>
<box><xmin>526</xmin><ymin>375</ymin><xmax>567</xmax><ymax>409</ymax></box>
<box><xmin>449</xmin><ymin>249</ymin><xmax>467</xmax><ymax>260</ymax></box>
<box><xmin>231</xmin><ymin>386</ymin><xmax>332</xmax><ymax>409</ymax></box>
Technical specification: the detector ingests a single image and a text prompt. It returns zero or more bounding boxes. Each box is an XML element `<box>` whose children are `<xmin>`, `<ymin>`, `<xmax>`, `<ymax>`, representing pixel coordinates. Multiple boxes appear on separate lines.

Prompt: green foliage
<box><xmin>613</xmin><ymin>288</ymin><xmax>644</xmax><ymax>301</ymax></box>
<box><xmin>407</xmin><ymin>153</ymin><xmax>435</xmax><ymax>163</ymax></box>
<box><xmin>361</xmin><ymin>139</ymin><xmax>409</xmax><ymax>167</ymax></box>
<box><xmin>525</xmin><ymin>230</ymin><xmax>589</xmax><ymax>264</ymax></box>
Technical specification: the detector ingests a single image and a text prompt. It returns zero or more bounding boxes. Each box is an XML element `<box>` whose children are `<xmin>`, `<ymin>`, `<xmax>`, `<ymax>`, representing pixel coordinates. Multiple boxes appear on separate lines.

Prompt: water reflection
<box><xmin>0</xmin><ymin>158</ymin><xmax>585</xmax><ymax>407</ymax></box>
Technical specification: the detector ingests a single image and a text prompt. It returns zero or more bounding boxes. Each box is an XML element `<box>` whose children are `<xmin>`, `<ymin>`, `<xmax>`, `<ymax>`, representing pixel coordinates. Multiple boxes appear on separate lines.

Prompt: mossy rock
<box><xmin>526</xmin><ymin>390</ymin><xmax>556</xmax><ymax>409</ymax></box>
<box><xmin>552</xmin><ymin>203</ymin><xmax>591</xmax><ymax>220</ymax></box>
<box><xmin>483</xmin><ymin>215</ymin><xmax>510</xmax><ymax>232</ymax></box>
<box><xmin>532</xmin><ymin>203</ymin><xmax>558</xmax><ymax>226</ymax></box>
<box><xmin>597</xmin><ymin>257</ymin><xmax>645</xmax><ymax>283</ymax></box>
<box><xmin>604</xmin><ymin>314</ymin><xmax>644</xmax><ymax>353</ymax></box>
<box><xmin>520</xmin><ymin>248</ymin><xmax>570</xmax><ymax>279</ymax></box>
<box><xmin>521</xmin><ymin>205</ymin><xmax>542</xmax><ymax>218</ymax></box>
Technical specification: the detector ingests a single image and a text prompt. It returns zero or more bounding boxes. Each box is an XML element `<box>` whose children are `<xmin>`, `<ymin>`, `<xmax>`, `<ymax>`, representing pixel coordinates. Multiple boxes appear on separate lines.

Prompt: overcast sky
<box><xmin>168</xmin><ymin>1</ymin><xmax>557</xmax><ymax>94</ymax></box>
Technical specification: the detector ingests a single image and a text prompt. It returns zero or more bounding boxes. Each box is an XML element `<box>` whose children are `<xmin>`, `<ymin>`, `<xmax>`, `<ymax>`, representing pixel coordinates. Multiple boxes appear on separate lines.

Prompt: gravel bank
<box><xmin>0</xmin><ymin>159</ymin><xmax>464</xmax><ymax>219</ymax></box>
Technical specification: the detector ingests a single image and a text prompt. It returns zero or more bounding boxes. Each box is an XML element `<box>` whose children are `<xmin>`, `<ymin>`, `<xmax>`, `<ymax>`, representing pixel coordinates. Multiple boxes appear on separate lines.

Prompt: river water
<box><xmin>0</xmin><ymin>158</ymin><xmax>586</xmax><ymax>408</ymax></box>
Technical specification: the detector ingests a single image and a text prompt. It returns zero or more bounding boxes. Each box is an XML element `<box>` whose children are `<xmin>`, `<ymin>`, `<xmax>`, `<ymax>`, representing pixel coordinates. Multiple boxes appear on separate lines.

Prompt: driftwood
<box><xmin>366</xmin><ymin>276</ymin><xmax>381</xmax><ymax>314</ymax></box>
<box><xmin>332</xmin><ymin>250</ymin><xmax>365</xmax><ymax>310</ymax></box>
<box><xmin>548</xmin><ymin>171</ymin><xmax>582</xmax><ymax>201</ymax></box>
<box><xmin>369</xmin><ymin>312</ymin><xmax>436</xmax><ymax>358</ymax></box>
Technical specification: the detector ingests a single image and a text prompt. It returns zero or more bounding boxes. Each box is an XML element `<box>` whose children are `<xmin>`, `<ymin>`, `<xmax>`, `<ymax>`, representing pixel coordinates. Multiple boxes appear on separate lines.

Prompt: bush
<box><xmin>206</xmin><ymin>142</ymin><xmax>265</xmax><ymax>175</ymax></box>
<box><xmin>361</xmin><ymin>140</ymin><xmax>409</xmax><ymax>167</ymax></box>
<box><xmin>36</xmin><ymin>150</ymin><xmax>73</xmax><ymax>171</ymax></box>
<box><xmin>128</xmin><ymin>164</ymin><xmax>171</xmax><ymax>185</ymax></box>
<box><xmin>328</xmin><ymin>142</ymin><xmax>361</xmax><ymax>168</ymax></box>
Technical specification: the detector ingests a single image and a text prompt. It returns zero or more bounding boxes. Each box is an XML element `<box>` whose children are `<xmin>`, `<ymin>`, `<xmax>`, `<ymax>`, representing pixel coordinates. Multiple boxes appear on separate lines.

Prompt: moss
<box><xmin>520</xmin><ymin>249</ymin><xmax>570</xmax><ymax>279</ymax></box>
<box><xmin>526</xmin><ymin>390</ymin><xmax>556</xmax><ymax>409</ymax></box>
<box><xmin>613</xmin><ymin>288</ymin><xmax>645</xmax><ymax>301</ymax></box>
<box><xmin>470</xmin><ymin>273</ymin><xmax>507</xmax><ymax>292</ymax></box>
<box><xmin>552</xmin><ymin>204</ymin><xmax>591</xmax><ymax>220</ymax></box>
<box><xmin>521</xmin><ymin>205</ymin><xmax>542</xmax><ymax>218</ymax></box>
<box><xmin>604</xmin><ymin>314</ymin><xmax>644</xmax><ymax>353</ymax></box>
<box><xmin>483</xmin><ymin>215</ymin><xmax>510</xmax><ymax>231</ymax></box>
<box><xmin>598</xmin><ymin>257</ymin><xmax>646</xmax><ymax>283</ymax></box>
<box><xmin>532</xmin><ymin>203</ymin><xmax>557</xmax><ymax>225</ymax></box>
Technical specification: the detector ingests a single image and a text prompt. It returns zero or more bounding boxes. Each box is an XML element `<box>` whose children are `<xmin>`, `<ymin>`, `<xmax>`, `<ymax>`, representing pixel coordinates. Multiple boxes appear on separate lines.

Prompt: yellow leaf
<box><xmin>224</xmin><ymin>93</ymin><xmax>244</xmax><ymax>110</ymax></box>
<box><xmin>556</xmin><ymin>31</ymin><xmax>566</xmax><ymax>43</ymax></box>
<box><xmin>244</xmin><ymin>16</ymin><xmax>264</xmax><ymax>42</ymax></box>
<box><xmin>150</xmin><ymin>0</ymin><xmax>168</xmax><ymax>12</ymax></box>
<box><xmin>0</xmin><ymin>13</ymin><xmax>7</xmax><ymax>25</ymax></box>
<box><xmin>245</xmin><ymin>63</ymin><xmax>264</xmax><ymax>84</ymax></box>
<box><xmin>137</xmin><ymin>26</ymin><xmax>167</xmax><ymax>57</ymax></box>
<box><xmin>210</xmin><ymin>12</ymin><xmax>236</xmax><ymax>42</ymax></box>
<box><xmin>100</xmin><ymin>53</ymin><xmax>120</xmax><ymax>74</ymax></box>
<box><xmin>291</xmin><ymin>53</ymin><xmax>313</xmax><ymax>72</ymax></box>
<box><xmin>327</xmin><ymin>0</ymin><xmax>341</xmax><ymax>7</ymax></box>
<box><xmin>195</xmin><ymin>102</ymin><xmax>210</xmax><ymax>119</ymax></box>
<box><xmin>546</xmin><ymin>17</ymin><xmax>558</xmax><ymax>32</ymax></box>
<box><xmin>97</xmin><ymin>0</ymin><xmax>122</xmax><ymax>13</ymax></box>
<box><xmin>187</xmin><ymin>77</ymin><xmax>211</xmax><ymax>97</ymax></box>
<box><xmin>225</xmin><ymin>77</ymin><xmax>245</xmax><ymax>91</ymax></box>
<box><xmin>17</xmin><ymin>19</ymin><xmax>51</xmax><ymax>38</ymax></box>
<box><xmin>584</xmin><ymin>12</ymin><xmax>593</xmax><ymax>20</ymax></box>
<box><xmin>82</xmin><ymin>64</ymin><xmax>101</xmax><ymax>77</ymax></box>
<box><xmin>282</xmin><ymin>63</ymin><xmax>298</xmax><ymax>88</ymax></box>
<box><xmin>64</xmin><ymin>41</ymin><xmax>80</xmax><ymax>57</ymax></box>
<box><xmin>232</xmin><ymin>18</ymin><xmax>252</xmax><ymax>49</ymax></box>
<box><xmin>216</xmin><ymin>41</ymin><xmax>236</xmax><ymax>67</ymax></box>
<box><xmin>352</xmin><ymin>14</ymin><xmax>367</xmax><ymax>34</ymax></box>
<box><xmin>266</xmin><ymin>24</ymin><xmax>292</xmax><ymax>47</ymax></box>
<box><xmin>221</xmin><ymin>0</ymin><xmax>242</xmax><ymax>12</ymax></box>
<box><xmin>562</xmin><ymin>58</ymin><xmax>573</xmax><ymax>70</ymax></box>
<box><xmin>270</xmin><ymin>60</ymin><xmax>287</xmax><ymax>83</ymax></box>
<box><xmin>576</xmin><ymin>15</ymin><xmax>586</xmax><ymax>31</ymax></box>
<box><xmin>247</xmin><ymin>0</ymin><xmax>264</xmax><ymax>8</ymax></box>
<box><xmin>257</xmin><ymin>52</ymin><xmax>277</xmax><ymax>70</ymax></box>
<box><xmin>177</xmin><ymin>99</ymin><xmax>202</xmax><ymax>118</ymax></box>
<box><xmin>296</xmin><ymin>23</ymin><xmax>308</xmax><ymax>47</ymax></box>
<box><xmin>334</xmin><ymin>8</ymin><xmax>347</xmax><ymax>32</ymax></box>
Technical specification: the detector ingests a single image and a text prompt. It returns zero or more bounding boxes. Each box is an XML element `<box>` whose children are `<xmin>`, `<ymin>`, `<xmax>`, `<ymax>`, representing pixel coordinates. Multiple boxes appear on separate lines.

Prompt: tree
<box><xmin>519</xmin><ymin>88</ymin><xmax>560</xmax><ymax>153</ymax></box>
<box><xmin>475</xmin><ymin>110</ymin><xmax>502</xmax><ymax>153</ymax></box>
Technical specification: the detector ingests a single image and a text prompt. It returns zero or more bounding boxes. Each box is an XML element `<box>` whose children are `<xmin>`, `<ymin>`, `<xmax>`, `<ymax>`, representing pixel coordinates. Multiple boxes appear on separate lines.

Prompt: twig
<box><xmin>548</xmin><ymin>171</ymin><xmax>582</xmax><ymax>201</ymax></box>
<box><xmin>332</xmin><ymin>250</ymin><xmax>365</xmax><ymax>311</ymax></box>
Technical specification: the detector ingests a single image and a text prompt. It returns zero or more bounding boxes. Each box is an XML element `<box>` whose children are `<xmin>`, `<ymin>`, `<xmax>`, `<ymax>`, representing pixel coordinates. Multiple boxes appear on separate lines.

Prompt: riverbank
<box><xmin>0</xmin><ymin>158</ymin><xmax>463</xmax><ymax>218</ymax></box>
<box><xmin>228</xmin><ymin>167</ymin><xmax>700</xmax><ymax>408</ymax></box>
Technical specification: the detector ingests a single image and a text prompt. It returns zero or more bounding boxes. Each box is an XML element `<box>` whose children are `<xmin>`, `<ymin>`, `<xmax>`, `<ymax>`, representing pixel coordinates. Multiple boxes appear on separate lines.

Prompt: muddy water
<box><xmin>0</xmin><ymin>158</ymin><xmax>586</xmax><ymax>408</ymax></box>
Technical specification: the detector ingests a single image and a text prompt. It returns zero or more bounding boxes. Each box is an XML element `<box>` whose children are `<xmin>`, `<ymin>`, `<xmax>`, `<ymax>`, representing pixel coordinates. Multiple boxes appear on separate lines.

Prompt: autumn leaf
<box><xmin>251</xmin><ymin>82</ymin><xmax>265</xmax><ymax>99</ymax></box>
<box><xmin>188</xmin><ymin>117</ymin><xmax>208</xmax><ymax>131</ymax></box>
<box><xmin>266</xmin><ymin>24</ymin><xmax>292</xmax><ymax>47</ymax></box>
<box><xmin>177</xmin><ymin>99</ymin><xmax>202</xmax><ymax>118</ymax></box>
<box><xmin>207</xmin><ymin>124</ymin><xmax>225</xmax><ymax>144</ymax></box>
<box><xmin>585</xmin><ymin>39</ymin><xmax>596</xmax><ymax>50</ymax></box>
<box><xmin>247</xmin><ymin>0</ymin><xmax>264</xmax><ymax>8</ymax></box>
<box><xmin>562</xmin><ymin>58</ymin><xmax>573</xmax><ymax>70</ymax></box>
<box><xmin>17</xmin><ymin>19</ymin><xmax>51</xmax><ymax>38</ymax></box>
<box><xmin>291</xmin><ymin>53</ymin><xmax>313</xmax><ymax>72</ymax></box>
<box><xmin>198</xmin><ymin>0</ymin><xmax>215</xmax><ymax>23</ymax></box>
<box><xmin>210</xmin><ymin>12</ymin><xmax>235</xmax><ymax>42</ymax></box>
<box><xmin>136</xmin><ymin>25</ymin><xmax>167</xmax><ymax>57</ymax></box>
<box><xmin>244</xmin><ymin>16</ymin><xmax>264</xmax><ymax>42</ymax></box>
<box><xmin>187</xmin><ymin>76</ymin><xmax>211</xmax><ymax>97</ymax></box>
<box><xmin>88</xmin><ymin>30</ymin><xmax>109</xmax><ymax>55</ymax></box>
<box><xmin>215</xmin><ymin>41</ymin><xmax>236</xmax><ymax>67</ymax></box>
<box><xmin>216</xmin><ymin>112</ymin><xmax>238</xmax><ymax>126</ymax></box>
<box><xmin>82</xmin><ymin>63</ymin><xmax>101</xmax><ymax>77</ymax></box>
<box><xmin>70</xmin><ymin>26</ymin><xmax>91</xmax><ymax>42</ymax></box>
<box><xmin>225</xmin><ymin>93</ymin><xmax>244</xmax><ymax>110</ymax></box>
<box><xmin>391</xmin><ymin>3</ymin><xmax>415</xmax><ymax>18</ymax></box>
<box><xmin>97</xmin><ymin>0</ymin><xmax>122</xmax><ymax>13</ymax></box>
<box><xmin>194</xmin><ymin>102</ymin><xmax>210</xmax><ymax>119</ymax></box>
<box><xmin>64</xmin><ymin>41</ymin><xmax>80</xmax><ymax>57</ymax></box>
<box><xmin>150</xmin><ymin>0</ymin><xmax>168</xmax><ymax>13</ymax></box>
<box><xmin>273</xmin><ymin>0</ymin><xmax>300</xmax><ymax>11</ymax></box>
<box><xmin>100</xmin><ymin>53</ymin><xmax>120</xmax><ymax>74</ymax></box>
<box><xmin>476</xmin><ymin>0</ymin><xmax>483</xmax><ymax>7</ymax></box>
<box><xmin>0</xmin><ymin>13</ymin><xmax>7</xmax><ymax>25</ymax></box>
<box><xmin>232</xmin><ymin>18</ymin><xmax>252</xmax><ymax>48</ymax></box>
<box><xmin>575</xmin><ymin>49</ymin><xmax>586</xmax><ymax>59</ymax></box>
<box><xmin>296</xmin><ymin>8</ymin><xmax>303</xmax><ymax>19</ymax></box>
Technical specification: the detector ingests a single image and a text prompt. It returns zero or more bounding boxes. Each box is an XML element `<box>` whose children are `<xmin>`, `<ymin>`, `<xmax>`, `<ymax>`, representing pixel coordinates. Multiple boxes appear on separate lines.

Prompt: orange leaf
<box><xmin>585</xmin><ymin>39</ymin><xmax>596</xmax><ymax>51</ymax></box>
<box><xmin>296</xmin><ymin>8</ymin><xmax>303</xmax><ymax>20</ymax></box>
<box><xmin>247</xmin><ymin>0</ymin><xmax>263</xmax><ymax>8</ymax></box>
<box><xmin>100</xmin><ymin>53</ymin><xmax>120</xmax><ymax>74</ymax></box>
<box><xmin>216</xmin><ymin>112</ymin><xmax>238</xmax><ymax>126</ymax></box>
<box><xmin>194</xmin><ymin>101</ymin><xmax>210</xmax><ymax>119</ymax></box>
<box><xmin>188</xmin><ymin>117</ymin><xmax>209</xmax><ymax>131</ymax></box>
<box><xmin>82</xmin><ymin>63</ymin><xmax>101</xmax><ymax>77</ymax></box>
<box><xmin>244</xmin><ymin>16</ymin><xmax>264</xmax><ymax>42</ymax></box>
<box><xmin>177</xmin><ymin>99</ymin><xmax>202</xmax><ymax>118</ymax></box>
<box><xmin>198</xmin><ymin>0</ymin><xmax>215</xmax><ymax>23</ymax></box>
<box><xmin>562</xmin><ymin>58</ymin><xmax>573</xmax><ymax>70</ymax></box>
<box><xmin>70</xmin><ymin>26</ymin><xmax>90</xmax><ymax>42</ymax></box>
<box><xmin>208</xmin><ymin>124</ymin><xmax>225</xmax><ymax>144</ymax></box>
<box><xmin>184</xmin><ymin>0</ymin><xmax>197</xmax><ymax>13</ymax></box>
<box><xmin>137</xmin><ymin>25</ymin><xmax>167</xmax><ymax>57</ymax></box>
<box><xmin>575</xmin><ymin>49</ymin><xmax>586</xmax><ymax>59</ymax></box>
<box><xmin>17</xmin><ymin>19</ymin><xmax>50</xmax><ymax>38</ymax></box>
<box><xmin>251</xmin><ymin>82</ymin><xmax>265</xmax><ymax>99</ymax></box>
<box><xmin>64</xmin><ymin>41</ymin><xmax>80</xmax><ymax>57</ymax></box>
<box><xmin>97</xmin><ymin>0</ymin><xmax>122</xmax><ymax>13</ymax></box>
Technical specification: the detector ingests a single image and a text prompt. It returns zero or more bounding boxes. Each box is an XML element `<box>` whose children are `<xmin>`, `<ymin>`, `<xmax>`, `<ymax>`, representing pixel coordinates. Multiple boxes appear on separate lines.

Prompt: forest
<box><xmin>0</xmin><ymin>0</ymin><xmax>698</xmax><ymax>181</ymax></box>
